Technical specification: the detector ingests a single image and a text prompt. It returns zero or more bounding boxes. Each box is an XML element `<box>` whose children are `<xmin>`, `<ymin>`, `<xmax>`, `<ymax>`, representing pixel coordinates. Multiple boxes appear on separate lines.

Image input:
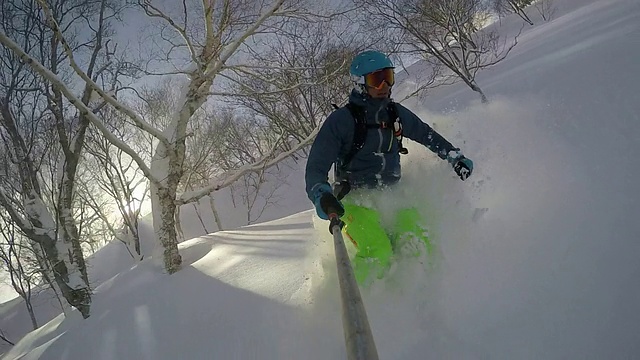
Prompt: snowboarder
<box><xmin>305</xmin><ymin>50</ymin><xmax>473</xmax><ymax>284</ymax></box>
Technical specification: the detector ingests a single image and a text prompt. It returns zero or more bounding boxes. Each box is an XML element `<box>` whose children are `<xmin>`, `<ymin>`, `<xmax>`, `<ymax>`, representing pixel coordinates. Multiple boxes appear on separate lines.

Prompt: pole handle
<box><xmin>328</xmin><ymin>211</ymin><xmax>344</xmax><ymax>234</ymax></box>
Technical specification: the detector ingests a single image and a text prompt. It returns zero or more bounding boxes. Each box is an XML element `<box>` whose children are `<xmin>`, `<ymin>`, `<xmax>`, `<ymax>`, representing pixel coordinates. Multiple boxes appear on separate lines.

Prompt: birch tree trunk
<box><xmin>43</xmin><ymin>238</ymin><xmax>91</xmax><ymax>318</ymax></box>
<box><xmin>209</xmin><ymin>195</ymin><xmax>224</xmax><ymax>231</ymax></box>
<box><xmin>193</xmin><ymin>203</ymin><xmax>210</xmax><ymax>234</ymax></box>
<box><xmin>150</xmin><ymin>131</ymin><xmax>191</xmax><ymax>273</ymax></box>
<box><xmin>22</xmin><ymin>193</ymin><xmax>91</xmax><ymax>318</ymax></box>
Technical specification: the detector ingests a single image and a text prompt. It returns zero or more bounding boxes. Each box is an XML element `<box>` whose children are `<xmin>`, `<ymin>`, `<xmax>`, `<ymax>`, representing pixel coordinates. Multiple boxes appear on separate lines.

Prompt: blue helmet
<box><xmin>349</xmin><ymin>50</ymin><xmax>394</xmax><ymax>77</ymax></box>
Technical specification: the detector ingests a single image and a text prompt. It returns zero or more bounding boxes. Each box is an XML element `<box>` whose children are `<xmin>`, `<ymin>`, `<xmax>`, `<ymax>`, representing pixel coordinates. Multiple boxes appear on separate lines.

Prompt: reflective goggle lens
<box><xmin>364</xmin><ymin>68</ymin><xmax>395</xmax><ymax>89</ymax></box>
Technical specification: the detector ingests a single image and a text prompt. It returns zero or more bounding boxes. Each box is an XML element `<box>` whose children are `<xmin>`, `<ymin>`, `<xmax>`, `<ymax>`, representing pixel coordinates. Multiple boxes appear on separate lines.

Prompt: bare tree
<box><xmin>0</xmin><ymin>0</ymin><xmax>128</xmax><ymax>318</ymax></box>
<box><xmin>493</xmin><ymin>0</ymin><xmax>541</xmax><ymax>25</ymax></box>
<box><xmin>81</xmin><ymin>106</ymin><xmax>149</xmax><ymax>260</ymax></box>
<box><xmin>229</xmin><ymin>166</ymin><xmax>290</xmax><ymax>225</ymax></box>
<box><xmin>0</xmin><ymin>215</ymin><xmax>39</xmax><ymax>330</ymax></box>
<box><xmin>357</xmin><ymin>0</ymin><xmax>521</xmax><ymax>103</ymax></box>
<box><xmin>1</xmin><ymin>0</ymin><xmax>353</xmax><ymax>274</ymax></box>
<box><xmin>204</xmin><ymin>109</ymin><xmax>291</xmax><ymax>225</ymax></box>
<box><xmin>534</xmin><ymin>0</ymin><xmax>557</xmax><ymax>22</ymax></box>
<box><xmin>227</xmin><ymin>17</ymin><xmax>362</xmax><ymax>145</ymax></box>
<box><xmin>74</xmin><ymin>176</ymin><xmax>117</xmax><ymax>254</ymax></box>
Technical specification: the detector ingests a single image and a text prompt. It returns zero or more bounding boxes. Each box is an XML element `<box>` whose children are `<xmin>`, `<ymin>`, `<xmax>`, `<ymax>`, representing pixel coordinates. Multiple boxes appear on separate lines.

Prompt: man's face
<box><xmin>363</xmin><ymin>68</ymin><xmax>394</xmax><ymax>99</ymax></box>
<box><xmin>367</xmin><ymin>81</ymin><xmax>391</xmax><ymax>98</ymax></box>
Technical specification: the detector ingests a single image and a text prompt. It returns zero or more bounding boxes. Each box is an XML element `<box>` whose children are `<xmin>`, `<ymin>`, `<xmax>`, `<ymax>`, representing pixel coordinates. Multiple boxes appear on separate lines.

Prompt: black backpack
<box><xmin>332</xmin><ymin>102</ymin><xmax>408</xmax><ymax>172</ymax></box>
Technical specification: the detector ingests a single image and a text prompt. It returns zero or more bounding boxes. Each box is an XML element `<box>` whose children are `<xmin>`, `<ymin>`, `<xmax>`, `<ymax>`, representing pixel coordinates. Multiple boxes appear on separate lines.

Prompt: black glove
<box><xmin>319</xmin><ymin>191</ymin><xmax>346</xmax><ymax>234</ymax></box>
<box><xmin>453</xmin><ymin>156</ymin><xmax>473</xmax><ymax>180</ymax></box>
<box><xmin>319</xmin><ymin>192</ymin><xmax>345</xmax><ymax>219</ymax></box>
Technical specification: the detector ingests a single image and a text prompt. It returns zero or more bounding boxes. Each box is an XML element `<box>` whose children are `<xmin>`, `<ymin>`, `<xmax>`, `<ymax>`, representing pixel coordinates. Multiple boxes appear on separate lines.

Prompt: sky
<box><xmin>2</xmin><ymin>0</ymin><xmax>640</xmax><ymax>358</ymax></box>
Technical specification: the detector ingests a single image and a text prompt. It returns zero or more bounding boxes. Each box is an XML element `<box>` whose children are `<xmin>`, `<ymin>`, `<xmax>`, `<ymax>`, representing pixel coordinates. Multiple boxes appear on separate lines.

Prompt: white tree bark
<box><xmin>209</xmin><ymin>195</ymin><xmax>224</xmax><ymax>231</ymax></box>
<box><xmin>0</xmin><ymin>189</ymin><xmax>91</xmax><ymax>318</ymax></box>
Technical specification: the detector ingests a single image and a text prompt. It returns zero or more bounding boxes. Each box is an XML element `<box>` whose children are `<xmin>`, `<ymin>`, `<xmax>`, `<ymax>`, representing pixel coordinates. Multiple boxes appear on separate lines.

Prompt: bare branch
<box><xmin>138</xmin><ymin>0</ymin><xmax>201</xmax><ymax>69</ymax></box>
<box><xmin>177</xmin><ymin>124</ymin><xmax>320</xmax><ymax>205</ymax></box>
<box><xmin>203</xmin><ymin>0</ymin><xmax>286</xmax><ymax>79</ymax></box>
<box><xmin>0</xmin><ymin>328</ymin><xmax>14</xmax><ymax>346</ymax></box>
<box><xmin>0</xmin><ymin>32</ymin><xmax>162</xmax><ymax>188</ymax></box>
<box><xmin>35</xmin><ymin>0</ymin><xmax>172</xmax><ymax>149</ymax></box>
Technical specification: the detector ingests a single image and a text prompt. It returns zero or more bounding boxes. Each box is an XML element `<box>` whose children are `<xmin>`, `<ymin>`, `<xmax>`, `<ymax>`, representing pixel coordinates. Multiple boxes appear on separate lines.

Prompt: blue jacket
<box><xmin>305</xmin><ymin>89</ymin><xmax>457</xmax><ymax>200</ymax></box>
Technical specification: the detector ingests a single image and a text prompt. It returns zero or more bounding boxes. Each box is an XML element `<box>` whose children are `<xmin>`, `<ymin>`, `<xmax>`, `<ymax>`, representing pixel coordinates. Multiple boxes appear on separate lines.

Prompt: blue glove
<box><xmin>310</xmin><ymin>183</ymin><xmax>344</xmax><ymax>220</ymax></box>
<box><xmin>447</xmin><ymin>150</ymin><xmax>474</xmax><ymax>181</ymax></box>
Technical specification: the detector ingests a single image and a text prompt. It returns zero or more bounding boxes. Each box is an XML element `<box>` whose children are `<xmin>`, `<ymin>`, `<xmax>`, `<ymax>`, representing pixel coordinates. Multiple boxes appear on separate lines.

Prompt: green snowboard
<box><xmin>341</xmin><ymin>203</ymin><xmax>432</xmax><ymax>284</ymax></box>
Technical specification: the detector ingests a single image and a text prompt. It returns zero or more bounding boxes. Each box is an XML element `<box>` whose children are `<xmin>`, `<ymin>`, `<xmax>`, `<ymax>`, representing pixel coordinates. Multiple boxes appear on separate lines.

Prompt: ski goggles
<box><xmin>364</xmin><ymin>68</ymin><xmax>395</xmax><ymax>89</ymax></box>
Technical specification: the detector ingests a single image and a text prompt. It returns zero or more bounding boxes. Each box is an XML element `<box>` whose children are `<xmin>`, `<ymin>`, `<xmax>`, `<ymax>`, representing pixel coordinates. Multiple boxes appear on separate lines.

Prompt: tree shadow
<box><xmin>231</xmin><ymin>222</ymin><xmax>311</xmax><ymax>232</ymax></box>
<box><xmin>24</xmin><ymin>262</ymin><xmax>335</xmax><ymax>360</ymax></box>
<box><xmin>199</xmin><ymin>227</ymin><xmax>311</xmax><ymax>259</ymax></box>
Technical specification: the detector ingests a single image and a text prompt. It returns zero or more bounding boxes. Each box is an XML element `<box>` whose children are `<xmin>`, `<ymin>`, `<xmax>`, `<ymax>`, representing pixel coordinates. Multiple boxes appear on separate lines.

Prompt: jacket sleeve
<box><xmin>305</xmin><ymin>109</ymin><xmax>350</xmax><ymax>201</ymax></box>
<box><xmin>396</xmin><ymin>103</ymin><xmax>458</xmax><ymax>161</ymax></box>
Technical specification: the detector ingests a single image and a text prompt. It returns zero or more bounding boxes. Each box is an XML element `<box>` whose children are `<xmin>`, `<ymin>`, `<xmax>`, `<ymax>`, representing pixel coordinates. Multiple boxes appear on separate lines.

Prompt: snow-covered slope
<box><xmin>2</xmin><ymin>0</ymin><xmax>639</xmax><ymax>358</ymax></box>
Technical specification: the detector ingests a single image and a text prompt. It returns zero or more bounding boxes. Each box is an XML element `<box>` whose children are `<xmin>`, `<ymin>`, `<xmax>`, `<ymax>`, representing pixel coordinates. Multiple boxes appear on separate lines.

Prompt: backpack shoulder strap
<box><xmin>387</xmin><ymin>101</ymin><xmax>399</xmax><ymax>122</ymax></box>
<box><xmin>341</xmin><ymin>103</ymin><xmax>368</xmax><ymax>169</ymax></box>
